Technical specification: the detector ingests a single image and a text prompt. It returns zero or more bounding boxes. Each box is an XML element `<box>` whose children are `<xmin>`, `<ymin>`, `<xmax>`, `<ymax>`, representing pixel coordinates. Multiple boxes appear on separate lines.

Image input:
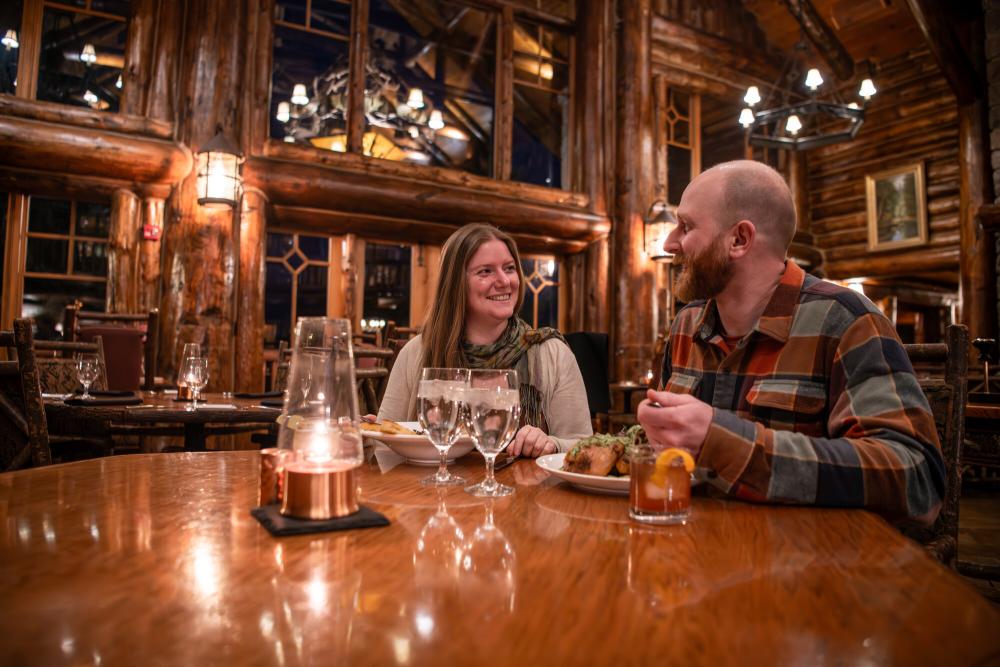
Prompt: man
<box><xmin>637</xmin><ymin>160</ymin><xmax>943</xmax><ymax>525</ymax></box>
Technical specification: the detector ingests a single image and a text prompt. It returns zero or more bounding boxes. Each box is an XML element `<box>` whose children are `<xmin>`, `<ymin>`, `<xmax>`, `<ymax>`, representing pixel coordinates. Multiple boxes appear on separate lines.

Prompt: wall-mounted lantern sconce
<box><xmin>196</xmin><ymin>132</ymin><xmax>244</xmax><ymax>209</ymax></box>
<box><xmin>643</xmin><ymin>200</ymin><xmax>678</xmax><ymax>261</ymax></box>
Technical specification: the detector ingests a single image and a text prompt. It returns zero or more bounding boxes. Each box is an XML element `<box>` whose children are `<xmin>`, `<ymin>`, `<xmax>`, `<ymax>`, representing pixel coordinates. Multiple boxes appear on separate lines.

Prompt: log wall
<box><xmin>809</xmin><ymin>50</ymin><xmax>961</xmax><ymax>281</ymax></box>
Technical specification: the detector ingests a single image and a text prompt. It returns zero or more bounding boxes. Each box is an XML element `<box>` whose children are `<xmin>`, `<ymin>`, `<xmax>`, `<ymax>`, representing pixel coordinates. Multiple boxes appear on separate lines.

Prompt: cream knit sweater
<box><xmin>376</xmin><ymin>335</ymin><xmax>593</xmax><ymax>453</ymax></box>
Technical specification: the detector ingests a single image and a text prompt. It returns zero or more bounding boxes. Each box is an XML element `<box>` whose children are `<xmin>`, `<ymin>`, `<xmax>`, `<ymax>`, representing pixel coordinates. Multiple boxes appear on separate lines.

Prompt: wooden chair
<box><xmin>64</xmin><ymin>305</ymin><xmax>159</xmax><ymax>391</ymax></box>
<box><xmin>902</xmin><ymin>324</ymin><xmax>969</xmax><ymax>567</ymax></box>
<box><xmin>356</xmin><ymin>366</ymin><xmax>389</xmax><ymax>415</ymax></box>
<box><xmin>33</xmin><ymin>338</ymin><xmax>109</xmax><ymax>394</ymax></box>
<box><xmin>0</xmin><ymin>319</ymin><xmax>52</xmax><ymax>471</ymax></box>
<box><xmin>383</xmin><ymin>321</ymin><xmax>418</xmax><ymax>347</ymax></box>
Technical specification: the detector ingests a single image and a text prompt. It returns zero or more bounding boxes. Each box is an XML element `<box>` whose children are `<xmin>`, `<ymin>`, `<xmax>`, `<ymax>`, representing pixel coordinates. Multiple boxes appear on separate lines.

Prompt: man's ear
<box><xmin>729</xmin><ymin>220</ymin><xmax>755</xmax><ymax>258</ymax></box>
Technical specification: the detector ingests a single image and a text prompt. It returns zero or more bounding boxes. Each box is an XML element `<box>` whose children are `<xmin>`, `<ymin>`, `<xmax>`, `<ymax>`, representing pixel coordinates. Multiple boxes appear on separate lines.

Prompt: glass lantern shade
<box><xmin>644</xmin><ymin>202</ymin><xmax>678</xmax><ymax>262</ymax></box>
<box><xmin>195</xmin><ymin>132</ymin><xmax>244</xmax><ymax>209</ymax></box>
<box><xmin>276</xmin><ymin>318</ymin><xmax>362</xmax><ymax>468</ymax></box>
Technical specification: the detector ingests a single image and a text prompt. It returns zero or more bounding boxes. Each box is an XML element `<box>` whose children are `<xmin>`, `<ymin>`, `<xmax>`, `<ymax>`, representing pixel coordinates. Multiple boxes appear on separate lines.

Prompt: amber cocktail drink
<box><xmin>629</xmin><ymin>446</ymin><xmax>692</xmax><ymax>525</ymax></box>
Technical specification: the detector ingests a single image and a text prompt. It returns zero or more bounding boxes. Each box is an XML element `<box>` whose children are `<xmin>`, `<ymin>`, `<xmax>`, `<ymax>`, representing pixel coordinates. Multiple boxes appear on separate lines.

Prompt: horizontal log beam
<box><xmin>824</xmin><ymin>246</ymin><xmax>959</xmax><ymax>278</ymax></box>
<box><xmin>247</xmin><ymin>156</ymin><xmax>610</xmax><ymax>242</ymax></box>
<box><xmin>902</xmin><ymin>0</ymin><xmax>980</xmax><ymax>105</ymax></box>
<box><xmin>0</xmin><ymin>94</ymin><xmax>174</xmax><ymax>139</ymax></box>
<box><xmin>977</xmin><ymin>204</ymin><xmax>1000</xmax><ymax>233</ymax></box>
<box><xmin>650</xmin><ymin>16</ymin><xmax>783</xmax><ymax>85</ymax></box>
<box><xmin>0</xmin><ymin>115</ymin><xmax>192</xmax><ymax>185</ymax></box>
<box><xmin>0</xmin><ymin>166</ymin><xmax>173</xmax><ymax>200</ymax></box>
<box><xmin>779</xmin><ymin>0</ymin><xmax>855</xmax><ymax>81</ymax></box>
<box><xmin>271</xmin><ymin>205</ymin><xmax>589</xmax><ymax>254</ymax></box>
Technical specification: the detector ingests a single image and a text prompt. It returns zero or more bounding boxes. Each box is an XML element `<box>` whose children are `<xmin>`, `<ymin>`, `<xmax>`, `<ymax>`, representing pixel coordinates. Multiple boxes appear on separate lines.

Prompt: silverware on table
<box><xmin>493</xmin><ymin>455</ymin><xmax>520</xmax><ymax>471</ymax></box>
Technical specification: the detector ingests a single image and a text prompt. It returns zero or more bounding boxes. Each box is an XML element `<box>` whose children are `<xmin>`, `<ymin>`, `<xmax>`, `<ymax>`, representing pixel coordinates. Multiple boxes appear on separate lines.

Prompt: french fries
<box><xmin>361</xmin><ymin>420</ymin><xmax>418</xmax><ymax>435</ymax></box>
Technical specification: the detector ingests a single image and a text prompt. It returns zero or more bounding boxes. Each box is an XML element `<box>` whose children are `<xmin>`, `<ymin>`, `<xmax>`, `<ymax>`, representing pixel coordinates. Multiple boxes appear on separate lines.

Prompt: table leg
<box><xmin>185</xmin><ymin>423</ymin><xmax>207</xmax><ymax>451</ymax></box>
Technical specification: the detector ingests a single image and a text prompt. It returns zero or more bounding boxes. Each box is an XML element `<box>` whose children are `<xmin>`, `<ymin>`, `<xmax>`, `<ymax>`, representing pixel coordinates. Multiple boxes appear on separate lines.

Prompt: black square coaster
<box><xmin>251</xmin><ymin>504</ymin><xmax>389</xmax><ymax>537</ymax></box>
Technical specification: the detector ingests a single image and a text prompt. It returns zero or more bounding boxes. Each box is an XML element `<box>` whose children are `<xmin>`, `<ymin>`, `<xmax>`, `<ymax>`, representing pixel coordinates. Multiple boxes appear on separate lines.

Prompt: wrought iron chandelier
<box><xmin>275</xmin><ymin>52</ymin><xmax>462</xmax><ymax>163</ymax></box>
<box><xmin>738</xmin><ymin>37</ymin><xmax>877</xmax><ymax>151</ymax></box>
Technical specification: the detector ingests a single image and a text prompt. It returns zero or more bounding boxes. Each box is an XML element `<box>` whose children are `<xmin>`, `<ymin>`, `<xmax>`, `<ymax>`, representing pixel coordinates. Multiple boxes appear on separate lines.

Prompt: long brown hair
<box><xmin>421</xmin><ymin>224</ymin><xmax>526</xmax><ymax>369</ymax></box>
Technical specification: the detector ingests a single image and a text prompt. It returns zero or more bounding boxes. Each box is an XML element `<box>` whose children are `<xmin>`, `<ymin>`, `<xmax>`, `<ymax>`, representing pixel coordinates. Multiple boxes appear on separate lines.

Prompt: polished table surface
<box><xmin>1</xmin><ymin>451</ymin><xmax>998</xmax><ymax>666</ymax></box>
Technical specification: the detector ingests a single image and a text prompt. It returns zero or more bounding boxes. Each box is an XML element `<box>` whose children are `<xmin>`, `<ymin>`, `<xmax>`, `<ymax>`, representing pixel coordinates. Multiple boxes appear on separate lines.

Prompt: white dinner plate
<box><xmin>535</xmin><ymin>452</ymin><xmax>630</xmax><ymax>496</ymax></box>
<box><xmin>362</xmin><ymin>421</ymin><xmax>476</xmax><ymax>466</ymax></box>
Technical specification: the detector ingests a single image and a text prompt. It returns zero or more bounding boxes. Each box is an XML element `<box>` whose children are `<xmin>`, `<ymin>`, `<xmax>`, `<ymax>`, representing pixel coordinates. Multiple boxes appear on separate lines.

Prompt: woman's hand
<box><xmin>510</xmin><ymin>425</ymin><xmax>557</xmax><ymax>458</ymax></box>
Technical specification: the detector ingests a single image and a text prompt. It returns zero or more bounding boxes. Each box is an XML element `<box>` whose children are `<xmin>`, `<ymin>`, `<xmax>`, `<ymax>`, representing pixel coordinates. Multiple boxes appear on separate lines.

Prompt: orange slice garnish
<box><xmin>649</xmin><ymin>448</ymin><xmax>696</xmax><ymax>486</ymax></box>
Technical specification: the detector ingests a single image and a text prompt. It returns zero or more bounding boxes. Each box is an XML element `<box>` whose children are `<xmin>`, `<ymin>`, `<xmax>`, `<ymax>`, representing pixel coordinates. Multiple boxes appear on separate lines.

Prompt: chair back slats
<box><xmin>64</xmin><ymin>305</ymin><xmax>159</xmax><ymax>391</ymax></box>
<box><xmin>902</xmin><ymin>324</ymin><xmax>968</xmax><ymax>567</ymax></box>
<box><xmin>0</xmin><ymin>319</ymin><xmax>52</xmax><ymax>471</ymax></box>
<box><xmin>33</xmin><ymin>337</ymin><xmax>109</xmax><ymax>393</ymax></box>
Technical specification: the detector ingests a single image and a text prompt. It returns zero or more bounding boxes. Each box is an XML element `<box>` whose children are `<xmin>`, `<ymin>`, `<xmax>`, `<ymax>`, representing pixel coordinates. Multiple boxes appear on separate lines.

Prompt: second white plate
<box><xmin>535</xmin><ymin>452</ymin><xmax>630</xmax><ymax>495</ymax></box>
<box><xmin>362</xmin><ymin>421</ymin><xmax>476</xmax><ymax>466</ymax></box>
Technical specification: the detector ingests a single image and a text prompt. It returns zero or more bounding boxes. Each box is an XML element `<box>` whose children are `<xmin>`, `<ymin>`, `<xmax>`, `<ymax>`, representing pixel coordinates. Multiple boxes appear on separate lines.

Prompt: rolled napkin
<box><xmin>233</xmin><ymin>391</ymin><xmax>285</xmax><ymax>399</ymax></box>
<box><xmin>64</xmin><ymin>395</ymin><xmax>145</xmax><ymax>407</ymax></box>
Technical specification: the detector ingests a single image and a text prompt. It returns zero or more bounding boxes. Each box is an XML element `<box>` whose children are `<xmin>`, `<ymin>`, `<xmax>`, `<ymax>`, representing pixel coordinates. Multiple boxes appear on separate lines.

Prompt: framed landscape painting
<box><xmin>866</xmin><ymin>162</ymin><xmax>927</xmax><ymax>252</ymax></box>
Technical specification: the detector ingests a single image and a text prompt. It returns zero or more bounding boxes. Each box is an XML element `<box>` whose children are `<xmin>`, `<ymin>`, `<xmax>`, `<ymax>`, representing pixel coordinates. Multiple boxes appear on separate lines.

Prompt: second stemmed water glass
<box><xmin>75</xmin><ymin>353</ymin><xmax>100</xmax><ymax>399</ymax></box>
<box><xmin>417</xmin><ymin>367</ymin><xmax>470</xmax><ymax>486</ymax></box>
<box><xmin>464</xmin><ymin>369</ymin><xmax>520</xmax><ymax>497</ymax></box>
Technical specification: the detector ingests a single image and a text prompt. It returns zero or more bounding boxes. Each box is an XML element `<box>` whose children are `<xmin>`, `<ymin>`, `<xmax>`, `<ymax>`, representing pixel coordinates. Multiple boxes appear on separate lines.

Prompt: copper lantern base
<box><xmin>280</xmin><ymin>462</ymin><xmax>359</xmax><ymax>520</ymax></box>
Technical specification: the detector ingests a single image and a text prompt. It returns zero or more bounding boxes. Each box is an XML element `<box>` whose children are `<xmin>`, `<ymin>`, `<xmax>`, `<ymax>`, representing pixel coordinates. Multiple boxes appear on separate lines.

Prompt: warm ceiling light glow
<box><xmin>406</xmin><ymin>88</ymin><xmax>424</xmax><ymax>109</ymax></box>
<box><xmin>276</xmin><ymin>101</ymin><xmax>290</xmax><ymax>123</ymax></box>
<box><xmin>539</xmin><ymin>62</ymin><xmax>554</xmax><ymax>80</ymax></box>
<box><xmin>330</xmin><ymin>137</ymin><xmax>346</xmax><ymax>152</ymax></box>
<box><xmin>2</xmin><ymin>29</ymin><xmax>18</xmax><ymax>50</ymax></box>
<box><xmin>804</xmin><ymin>68</ymin><xmax>824</xmax><ymax>91</ymax></box>
<box><xmin>80</xmin><ymin>43</ymin><xmax>97</xmax><ymax>64</ymax></box>
<box><xmin>858</xmin><ymin>78</ymin><xmax>877</xmax><ymax>100</ymax></box>
<box><xmin>428</xmin><ymin>110</ymin><xmax>444</xmax><ymax>130</ymax></box>
<box><xmin>196</xmin><ymin>132</ymin><xmax>244</xmax><ymax>209</ymax></box>
<box><xmin>743</xmin><ymin>86</ymin><xmax>761</xmax><ymax>106</ymax></box>
<box><xmin>785</xmin><ymin>114</ymin><xmax>802</xmax><ymax>135</ymax></box>
<box><xmin>739</xmin><ymin>108</ymin><xmax>755</xmax><ymax>128</ymax></box>
<box><xmin>291</xmin><ymin>84</ymin><xmax>309</xmax><ymax>105</ymax></box>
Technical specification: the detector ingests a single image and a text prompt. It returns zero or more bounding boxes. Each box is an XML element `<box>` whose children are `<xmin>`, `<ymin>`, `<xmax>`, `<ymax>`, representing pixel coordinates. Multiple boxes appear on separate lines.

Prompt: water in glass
<box><xmin>417</xmin><ymin>368</ymin><xmax>470</xmax><ymax>486</ymax></box>
<box><xmin>75</xmin><ymin>353</ymin><xmax>100</xmax><ymax>399</ymax></box>
<box><xmin>465</xmin><ymin>369</ymin><xmax>520</xmax><ymax>497</ymax></box>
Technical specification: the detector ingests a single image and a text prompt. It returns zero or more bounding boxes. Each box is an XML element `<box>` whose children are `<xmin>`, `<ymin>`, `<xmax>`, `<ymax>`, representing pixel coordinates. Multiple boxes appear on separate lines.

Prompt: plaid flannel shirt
<box><xmin>660</xmin><ymin>261</ymin><xmax>944</xmax><ymax>523</ymax></box>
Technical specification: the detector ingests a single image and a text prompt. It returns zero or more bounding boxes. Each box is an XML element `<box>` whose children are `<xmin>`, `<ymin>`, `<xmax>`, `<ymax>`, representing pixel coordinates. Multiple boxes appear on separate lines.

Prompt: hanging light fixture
<box><xmin>115</xmin><ymin>74</ymin><xmax>122</xmax><ymax>89</ymax></box>
<box><xmin>406</xmin><ymin>87</ymin><xmax>425</xmax><ymax>109</ymax></box>
<box><xmin>290</xmin><ymin>83</ymin><xmax>309</xmax><ymax>106</ymax></box>
<box><xmin>737</xmin><ymin>37</ymin><xmax>876</xmax><ymax>151</ymax></box>
<box><xmin>80</xmin><ymin>43</ymin><xmax>97</xmax><ymax>64</ymax></box>
<box><xmin>83</xmin><ymin>89</ymin><xmax>99</xmax><ymax>106</ymax></box>
<box><xmin>2</xmin><ymin>29</ymin><xmax>18</xmax><ymax>50</ymax></box>
<box><xmin>643</xmin><ymin>201</ymin><xmax>678</xmax><ymax>262</ymax></box>
<box><xmin>428</xmin><ymin>110</ymin><xmax>444</xmax><ymax>130</ymax></box>
<box><xmin>196</xmin><ymin>131</ymin><xmax>244</xmax><ymax>209</ymax></box>
<box><xmin>276</xmin><ymin>101</ymin><xmax>290</xmax><ymax>123</ymax></box>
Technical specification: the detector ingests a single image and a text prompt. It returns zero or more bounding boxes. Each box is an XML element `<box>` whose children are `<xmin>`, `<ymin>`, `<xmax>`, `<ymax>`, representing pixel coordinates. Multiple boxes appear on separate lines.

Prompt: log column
<box><xmin>107</xmin><ymin>189</ymin><xmax>142</xmax><ymax>313</ymax></box>
<box><xmin>612</xmin><ymin>0</ymin><xmax>655</xmax><ymax>382</ymax></box>
<box><xmin>234</xmin><ymin>188</ymin><xmax>267</xmax><ymax>393</ymax></box>
<box><xmin>139</xmin><ymin>198</ymin><xmax>163</xmax><ymax>314</ymax></box>
<box><xmin>158</xmin><ymin>0</ymin><xmax>250</xmax><ymax>389</ymax></box>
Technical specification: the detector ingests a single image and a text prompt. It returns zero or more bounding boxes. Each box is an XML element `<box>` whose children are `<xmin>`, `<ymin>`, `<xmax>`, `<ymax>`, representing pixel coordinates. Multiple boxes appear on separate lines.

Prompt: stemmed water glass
<box><xmin>75</xmin><ymin>353</ymin><xmax>100</xmax><ymax>400</ymax></box>
<box><xmin>184</xmin><ymin>358</ymin><xmax>209</xmax><ymax>409</ymax></box>
<box><xmin>464</xmin><ymin>369</ymin><xmax>520</xmax><ymax>497</ymax></box>
<box><xmin>418</xmin><ymin>367</ymin><xmax>470</xmax><ymax>486</ymax></box>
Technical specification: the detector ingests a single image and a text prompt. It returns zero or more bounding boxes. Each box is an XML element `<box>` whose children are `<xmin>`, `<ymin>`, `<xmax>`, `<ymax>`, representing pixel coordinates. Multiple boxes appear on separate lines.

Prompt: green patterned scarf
<box><xmin>461</xmin><ymin>317</ymin><xmax>565</xmax><ymax>431</ymax></box>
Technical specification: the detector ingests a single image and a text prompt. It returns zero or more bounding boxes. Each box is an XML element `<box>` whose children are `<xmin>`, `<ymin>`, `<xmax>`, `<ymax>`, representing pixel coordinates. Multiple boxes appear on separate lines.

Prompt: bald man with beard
<box><xmin>637</xmin><ymin>160</ymin><xmax>943</xmax><ymax>526</ymax></box>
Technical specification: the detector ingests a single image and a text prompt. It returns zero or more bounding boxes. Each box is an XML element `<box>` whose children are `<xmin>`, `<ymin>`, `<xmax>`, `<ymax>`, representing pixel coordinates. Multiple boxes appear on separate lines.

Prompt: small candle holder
<box><xmin>281</xmin><ymin>462</ymin><xmax>359</xmax><ymax>519</ymax></box>
<box><xmin>177</xmin><ymin>384</ymin><xmax>193</xmax><ymax>400</ymax></box>
<box><xmin>259</xmin><ymin>448</ymin><xmax>294</xmax><ymax>506</ymax></box>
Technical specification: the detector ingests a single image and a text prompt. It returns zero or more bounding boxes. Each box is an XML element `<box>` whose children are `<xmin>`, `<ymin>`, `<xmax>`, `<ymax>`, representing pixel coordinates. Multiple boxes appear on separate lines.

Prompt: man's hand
<box><xmin>636</xmin><ymin>389</ymin><xmax>713</xmax><ymax>458</ymax></box>
<box><xmin>509</xmin><ymin>425</ymin><xmax>557</xmax><ymax>458</ymax></box>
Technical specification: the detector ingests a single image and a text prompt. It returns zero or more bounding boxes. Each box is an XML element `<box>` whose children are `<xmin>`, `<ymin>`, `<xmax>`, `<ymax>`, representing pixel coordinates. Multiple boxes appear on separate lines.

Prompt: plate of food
<box><xmin>361</xmin><ymin>420</ymin><xmax>476</xmax><ymax>466</ymax></box>
<box><xmin>536</xmin><ymin>427</ymin><xmax>698</xmax><ymax>496</ymax></box>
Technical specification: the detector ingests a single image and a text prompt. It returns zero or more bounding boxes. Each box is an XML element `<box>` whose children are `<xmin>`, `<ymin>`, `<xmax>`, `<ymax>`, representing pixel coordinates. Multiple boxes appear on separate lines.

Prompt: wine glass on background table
<box><xmin>75</xmin><ymin>353</ymin><xmax>100</xmax><ymax>400</ymax></box>
<box><xmin>464</xmin><ymin>369</ymin><xmax>520</xmax><ymax>497</ymax></box>
<box><xmin>185</xmin><ymin>358</ymin><xmax>209</xmax><ymax>409</ymax></box>
<box><xmin>417</xmin><ymin>367</ymin><xmax>471</xmax><ymax>487</ymax></box>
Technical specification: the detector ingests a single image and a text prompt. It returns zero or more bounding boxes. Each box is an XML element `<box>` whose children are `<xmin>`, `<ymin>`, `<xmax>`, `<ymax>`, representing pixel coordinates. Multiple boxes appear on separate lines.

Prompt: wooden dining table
<box><xmin>43</xmin><ymin>391</ymin><xmax>281</xmax><ymax>451</ymax></box>
<box><xmin>1</xmin><ymin>451</ymin><xmax>998</xmax><ymax>666</ymax></box>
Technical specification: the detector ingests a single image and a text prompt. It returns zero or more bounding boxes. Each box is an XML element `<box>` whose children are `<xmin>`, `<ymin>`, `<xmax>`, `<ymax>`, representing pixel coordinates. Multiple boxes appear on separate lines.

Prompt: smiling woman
<box><xmin>376</xmin><ymin>223</ymin><xmax>592</xmax><ymax>458</ymax></box>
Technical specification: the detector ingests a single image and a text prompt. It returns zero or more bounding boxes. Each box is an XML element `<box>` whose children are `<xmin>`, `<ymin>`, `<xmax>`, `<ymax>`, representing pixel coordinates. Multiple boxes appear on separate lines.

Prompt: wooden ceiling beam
<box><xmin>778</xmin><ymin>0</ymin><xmax>855</xmax><ymax>81</ymax></box>
<box><xmin>902</xmin><ymin>0</ymin><xmax>981</xmax><ymax>105</ymax></box>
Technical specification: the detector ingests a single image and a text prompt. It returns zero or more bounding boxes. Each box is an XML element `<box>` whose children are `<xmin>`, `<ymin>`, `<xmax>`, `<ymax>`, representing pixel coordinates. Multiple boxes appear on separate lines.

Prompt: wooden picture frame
<box><xmin>866</xmin><ymin>162</ymin><xmax>927</xmax><ymax>252</ymax></box>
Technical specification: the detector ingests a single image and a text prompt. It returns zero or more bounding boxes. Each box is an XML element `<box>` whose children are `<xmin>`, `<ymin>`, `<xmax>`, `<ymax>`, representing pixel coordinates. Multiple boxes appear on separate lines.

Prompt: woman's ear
<box><xmin>730</xmin><ymin>220</ymin><xmax>755</xmax><ymax>258</ymax></box>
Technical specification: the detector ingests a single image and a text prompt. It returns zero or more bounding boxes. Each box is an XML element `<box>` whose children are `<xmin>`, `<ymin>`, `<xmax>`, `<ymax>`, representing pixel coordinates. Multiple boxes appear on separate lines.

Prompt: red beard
<box><xmin>673</xmin><ymin>234</ymin><xmax>734</xmax><ymax>303</ymax></box>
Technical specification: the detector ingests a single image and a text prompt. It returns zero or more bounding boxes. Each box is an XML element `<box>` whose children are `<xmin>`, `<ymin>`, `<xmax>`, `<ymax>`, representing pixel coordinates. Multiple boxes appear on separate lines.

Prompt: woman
<box><xmin>377</xmin><ymin>223</ymin><xmax>592</xmax><ymax>457</ymax></box>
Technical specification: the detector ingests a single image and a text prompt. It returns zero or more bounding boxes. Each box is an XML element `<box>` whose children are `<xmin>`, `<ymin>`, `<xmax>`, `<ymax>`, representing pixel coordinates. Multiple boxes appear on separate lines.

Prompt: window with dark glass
<box><xmin>519</xmin><ymin>256</ymin><xmax>558</xmax><ymax>328</ymax></box>
<box><xmin>363</xmin><ymin>243</ymin><xmax>411</xmax><ymax>327</ymax></box>
<box><xmin>270</xmin><ymin>0</ymin><xmax>352</xmax><ymax>145</ymax></box>
<box><xmin>510</xmin><ymin>20</ymin><xmax>571</xmax><ymax>188</ymax></box>
<box><xmin>36</xmin><ymin>1</ymin><xmax>129</xmax><ymax>112</ymax></box>
<box><xmin>23</xmin><ymin>197</ymin><xmax>110</xmax><ymax>339</ymax></box>
<box><xmin>0</xmin><ymin>1</ymin><xmax>22</xmax><ymax>95</ymax></box>
<box><xmin>264</xmin><ymin>231</ymin><xmax>332</xmax><ymax>345</ymax></box>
